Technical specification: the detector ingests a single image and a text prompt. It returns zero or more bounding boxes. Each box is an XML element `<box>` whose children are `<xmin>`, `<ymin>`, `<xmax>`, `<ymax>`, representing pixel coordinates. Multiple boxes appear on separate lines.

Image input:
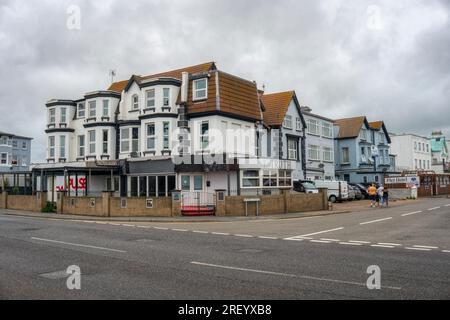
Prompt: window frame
<box><xmin>49</xmin><ymin>108</ymin><xmax>56</xmax><ymax>124</ymax></box>
<box><xmin>60</xmin><ymin>107</ymin><xmax>67</xmax><ymax>123</ymax></box>
<box><xmin>78</xmin><ymin>135</ymin><xmax>85</xmax><ymax>158</ymax></box>
<box><xmin>307</xmin><ymin>119</ymin><xmax>320</xmax><ymax>135</ymax></box>
<box><xmin>102</xmin><ymin>100</ymin><xmax>109</xmax><ymax>117</ymax></box>
<box><xmin>322</xmin><ymin>122</ymin><xmax>333</xmax><ymax>138</ymax></box>
<box><xmin>59</xmin><ymin>136</ymin><xmax>66</xmax><ymax>158</ymax></box>
<box><xmin>48</xmin><ymin>136</ymin><xmax>55</xmax><ymax>159</ymax></box>
<box><xmin>146</xmin><ymin>89</ymin><xmax>155</xmax><ymax>108</ymax></box>
<box><xmin>102</xmin><ymin>129</ymin><xmax>108</xmax><ymax>155</ymax></box>
<box><xmin>342</xmin><ymin>147</ymin><xmax>350</xmax><ymax>164</ymax></box>
<box><xmin>200</xmin><ymin>121</ymin><xmax>209</xmax><ymax>151</ymax></box>
<box><xmin>88</xmin><ymin>130</ymin><xmax>96</xmax><ymax>155</ymax></box>
<box><xmin>163</xmin><ymin>88</ymin><xmax>170</xmax><ymax>107</ymax></box>
<box><xmin>146</xmin><ymin>123</ymin><xmax>156</xmax><ymax>150</ymax></box>
<box><xmin>308</xmin><ymin>145</ymin><xmax>321</xmax><ymax>161</ymax></box>
<box><xmin>193</xmin><ymin>78</ymin><xmax>208</xmax><ymax>101</ymax></box>
<box><xmin>163</xmin><ymin>122</ymin><xmax>170</xmax><ymax>150</ymax></box>
<box><xmin>88</xmin><ymin>101</ymin><xmax>97</xmax><ymax>118</ymax></box>
<box><xmin>323</xmin><ymin>147</ymin><xmax>333</xmax><ymax>162</ymax></box>
<box><xmin>287</xmin><ymin>138</ymin><xmax>298</xmax><ymax>161</ymax></box>
<box><xmin>132</xmin><ymin>94</ymin><xmax>139</xmax><ymax>110</ymax></box>
<box><xmin>283</xmin><ymin>115</ymin><xmax>293</xmax><ymax>129</ymax></box>
<box><xmin>77</xmin><ymin>102</ymin><xmax>85</xmax><ymax>118</ymax></box>
<box><xmin>0</xmin><ymin>152</ymin><xmax>8</xmax><ymax>165</ymax></box>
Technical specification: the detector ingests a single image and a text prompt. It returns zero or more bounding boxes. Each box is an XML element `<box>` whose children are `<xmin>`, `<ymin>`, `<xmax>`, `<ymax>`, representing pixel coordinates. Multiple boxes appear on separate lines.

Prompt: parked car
<box><xmin>293</xmin><ymin>180</ymin><xmax>319</xmax><ymax>194</ymax></box>
<box><xmin>313</xmin><ymin>180</ymin><xmax>349</xmax><ymax>203</ymax></box>
<box><xmin>349</xmin><ymin>183</ymin><xmax>370</xmax><ymax>199</ymax></box>
<box><xmin>347</xmin><ymin>185</ymin><xmax>356</xmax><ymax>201</ymax></box>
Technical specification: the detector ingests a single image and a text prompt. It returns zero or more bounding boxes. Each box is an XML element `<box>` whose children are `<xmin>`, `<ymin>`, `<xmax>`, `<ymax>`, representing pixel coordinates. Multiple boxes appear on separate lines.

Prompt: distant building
<box><xmin>300</xmin><ymin>106</ymin><xmax>335</xmax><ymax>180</ymax></box>
<box><xmin>390</xmin><ymin>133</ymin><xmax>432</xmax><ymax>171</ymax></box>
<box><xmin>430</xmin><ymin>131</ymin><xmax>449</xmax><ymax>173</ymax></box>
<box><xmin>334</xmin><ymin>116</ymin><xmax>397</xmax><ymax>184</ymax></box>
<box><xmin>0</xmin><ymin>131</ymin><xmax>32</xmax><ymax>173</ymax></box>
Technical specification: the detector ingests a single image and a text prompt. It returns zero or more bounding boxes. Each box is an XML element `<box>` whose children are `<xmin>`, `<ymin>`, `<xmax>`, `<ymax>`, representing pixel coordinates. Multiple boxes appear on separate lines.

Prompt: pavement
<box><xmin>0</xmin><ymin>197</ymin><xmax>449</xmax><ymax>299</ymax></box>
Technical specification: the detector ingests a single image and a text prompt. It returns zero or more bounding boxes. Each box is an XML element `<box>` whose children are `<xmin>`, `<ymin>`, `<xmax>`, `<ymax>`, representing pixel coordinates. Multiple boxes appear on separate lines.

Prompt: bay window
<box><xmin>102</xmin><ymin>130</ymin><xmax>108</xmax><ymax>154</ymax></box>
<box><xmin>88</xmin><ymin>130</ymin><xmax>96</xmax><ymax>154</ymax></box>
<box><xmin>146</xmin><ymin>123</ymin><xmax>156</xmax><ymax>150</ymax></box>
<box><xmin>163</xmin><ymin>122</ymin><xmax>170</xmax><ymax>150</ymax></box>
<box><xmin>103</xmin><ymin>100</ymin><xmax>109</xmax><ymax>117</ymax></box>
<box><xmin>120</xmin><ymin>127</ymin><xmax>139</xmax><ymax>153</ymax></box>
<box><xmin>200</xmin><ymin>121</ymin><xmax>209</xmax><ymax>150</ymax></box>
<box><xmin>59</xmin><ymin>136</ymin><xmax>66</xmax><ymax>158</ymax></box>
<box><xmin>77</xmin><ymin>103</ymin><xmax>85</xmax><ymax>118</ymax></box>
<box><xmin>88</xmin><ymin>101</ymin><xmax>96</xmax><ymax>118</ymax></box>
<box><xmin>163</xmin><ymin>88</ymin><xmax>170</xmax><ymax>107</ymax></box>
<box><xmin>49</xmin><ymin>108</ymin><xmax>56</xmax><ymax>124</ymax></box>
<box><xmin>60</xmin><ymin>108</ymin><xmax>67</xmax><ymax>123</ymax></box>
<box><xmin>48</xmin><ymin>136</ymin><xmax>55</xmax><ymax>158</ymax></box>
<box><xmin>146</xmin><ymin>89</ymin><xmax>155</xmax><ymax>108</ymax></box>
<box><xmin>78</xmin><ymin>135</ymin><xmax>85</xmax><ymax>157</ymax></box>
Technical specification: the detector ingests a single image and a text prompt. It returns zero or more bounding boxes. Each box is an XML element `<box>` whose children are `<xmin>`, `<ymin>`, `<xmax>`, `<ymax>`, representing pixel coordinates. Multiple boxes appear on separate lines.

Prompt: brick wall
<box><xmin>63</xmin><ymin>196</ymin><xmax>105</xmax><ymax>216</ymax></box>
<box><xmin>110</xmin><ymin>197</ymin><xmax>172</xmax><ymax>217</ymax></box>
<box><xmin>0</xmin><ymin>192</ymin><xmax>47</xmax><ymax>212</ymax></box>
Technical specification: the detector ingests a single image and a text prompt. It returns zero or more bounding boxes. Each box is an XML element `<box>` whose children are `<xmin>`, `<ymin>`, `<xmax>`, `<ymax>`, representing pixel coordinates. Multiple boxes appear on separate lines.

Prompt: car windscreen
<box><xmin>302</xmin><ymin>182</ymin><xmax>317</xmax><ymax>190</ymax></box>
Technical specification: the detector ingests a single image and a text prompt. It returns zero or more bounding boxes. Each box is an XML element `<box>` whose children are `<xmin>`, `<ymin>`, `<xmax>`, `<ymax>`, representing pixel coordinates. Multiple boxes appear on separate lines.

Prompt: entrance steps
<box><xmin>181</xmin><ymin>206</ymin><xmax>215</xmax><ymax>216</ymax></box>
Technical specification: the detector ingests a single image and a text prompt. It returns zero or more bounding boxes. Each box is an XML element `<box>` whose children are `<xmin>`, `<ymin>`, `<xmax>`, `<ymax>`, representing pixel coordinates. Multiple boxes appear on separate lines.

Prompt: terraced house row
<box><xmin>32</xmin><ymin>62</ymin><xmax>400</xmax><ymax>203</ymax></box>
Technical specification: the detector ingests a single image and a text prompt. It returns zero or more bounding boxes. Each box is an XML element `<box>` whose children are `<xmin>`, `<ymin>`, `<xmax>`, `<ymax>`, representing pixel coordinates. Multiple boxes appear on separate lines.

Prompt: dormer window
<box><xmin>77</xmin><ymin>103</ymin><xmax>85</xmax><ymax>118</ymax></box>
<box><xmin>132</xmin><ymin>94</ymin><xmax>139</xmax><ymax>110</ymax></box>
<box><xmin>193</xmin><ymin>78</ymin><xmax>207</xmax><ymax>101</ymax></box>
<box><xmin>163</xmin><ymin>88</ymin><xmax>170</xmax><ymax>107</ymax></box>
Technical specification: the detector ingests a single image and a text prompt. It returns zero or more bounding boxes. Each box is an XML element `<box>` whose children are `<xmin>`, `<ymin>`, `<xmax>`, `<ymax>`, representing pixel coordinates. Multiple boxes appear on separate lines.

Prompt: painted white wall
<box><xmin>390</xmin><ymin>134</ymin><xmax>432</xmax><ymax>170</ymax></box>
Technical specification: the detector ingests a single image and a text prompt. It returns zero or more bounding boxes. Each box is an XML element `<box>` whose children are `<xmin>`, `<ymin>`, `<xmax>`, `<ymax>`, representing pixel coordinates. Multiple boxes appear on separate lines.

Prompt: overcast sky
<box><xmin>1</xmin><ymin>0</ymin><xmax>449</xmax><ymax>162</ymax></box>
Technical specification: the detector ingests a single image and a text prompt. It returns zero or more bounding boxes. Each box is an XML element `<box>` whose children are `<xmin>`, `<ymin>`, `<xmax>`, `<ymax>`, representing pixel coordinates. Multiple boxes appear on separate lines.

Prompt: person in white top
<box><xmin>377</xmin><ymin>185</ymin><xmax>385</xmax><ymax>208</ymax></box>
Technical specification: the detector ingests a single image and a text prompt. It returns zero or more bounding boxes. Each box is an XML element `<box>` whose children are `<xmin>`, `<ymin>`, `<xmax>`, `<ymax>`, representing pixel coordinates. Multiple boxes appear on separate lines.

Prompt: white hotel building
<box><xmin>389</xmin><ymin>133</ymin><xmax>432</xmax><ymax>171</ymax></box>
<box><xmin>34</xmin><ymin>62</ymin><xmax>309</xmax><ymax>209</ymax></box>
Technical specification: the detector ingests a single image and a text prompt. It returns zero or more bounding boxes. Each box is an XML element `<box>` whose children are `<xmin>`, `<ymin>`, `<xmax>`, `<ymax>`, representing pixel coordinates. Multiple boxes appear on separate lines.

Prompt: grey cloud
<box><xmin>0</xmin><ymin>0</ymin><xmax>449</xmax><ymax>162</ymax></box>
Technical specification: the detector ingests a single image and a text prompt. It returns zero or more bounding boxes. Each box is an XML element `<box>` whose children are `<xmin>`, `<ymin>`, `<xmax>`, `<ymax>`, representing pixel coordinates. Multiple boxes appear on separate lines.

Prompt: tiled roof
<box><xmin>108</xmin><ymin>62</ymin><xmax>215</xmax><ymax>92</ymax></box>
<box><xmin>260</xmin><ymin>91</ymin><xmax>295</xmax><ymax>126</ymax></box>
<box><xmin>108</xmin><ymin>62</ymin><xmax>262</xmax><ymax>121</ymax></box>
<box><xmin>369</xmin><ymin>121</ymin><xmax>383</xmax><ymax>130</ymax></box>
<box><xmin>334</xmin><ymin>116</ymin><xmax>367</xmax><ymax>139</ymax></box>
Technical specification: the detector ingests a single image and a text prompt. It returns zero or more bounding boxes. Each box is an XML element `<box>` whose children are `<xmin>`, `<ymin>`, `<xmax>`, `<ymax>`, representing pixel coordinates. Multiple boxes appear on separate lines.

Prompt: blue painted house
<box><xmin>0</xmin><ymin>131</ymin><xmax>32</xmax><ymax>173</ymax></box>
<box><xmin>333</xmin><ymin>116</ymin><xmax>396</xmax><ymax>184</ymax></box>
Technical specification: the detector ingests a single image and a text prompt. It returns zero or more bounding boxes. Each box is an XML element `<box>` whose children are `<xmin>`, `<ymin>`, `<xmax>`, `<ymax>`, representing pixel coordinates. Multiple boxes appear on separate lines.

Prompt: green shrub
<box><xmin>42</xmin><ymin>202</ymin><xmax>56</xmax><ymax>213</ymax></box>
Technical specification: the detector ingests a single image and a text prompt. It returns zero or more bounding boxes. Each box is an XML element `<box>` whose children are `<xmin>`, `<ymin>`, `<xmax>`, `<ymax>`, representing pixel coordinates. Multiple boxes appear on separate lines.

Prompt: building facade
<box><xmin>260</xmin><ymin>91</ymin><xmax>307</xmax><ymax>181</ymax></box>
<box><xmin>300</xmin><ymin>106</ymin><xmax>335</xmax><ymax>181</ymax></box>
<box><xmin>430</xmin><ymin>131</ymin><xmax>449</xmax><ymax>174</ymax></box>
<box><xmin>334</xmin><ymin>117</ymin><xmax>396</xmax><ymax>184</ymax></box>
<box><xmin>389</xmin><ymin>133</ymin><xmax>432</xmax><ymax>171</ymax></box>
<box><xmin>36</xmin><ymin>62</ymin><xmax>301</xmax><ymax>204</ymax></box>
<box><xmin>0</xmin><ymin>131</ymin><xmax>32</xmax><ymax>173</ymax></box>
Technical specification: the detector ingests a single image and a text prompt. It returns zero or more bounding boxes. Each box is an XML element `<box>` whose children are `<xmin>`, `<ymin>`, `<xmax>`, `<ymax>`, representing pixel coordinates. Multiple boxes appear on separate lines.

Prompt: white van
<box><xmin>313</xmin><ymin>180</ymin><xmax>349</xmax><ymax>203</ymax></box>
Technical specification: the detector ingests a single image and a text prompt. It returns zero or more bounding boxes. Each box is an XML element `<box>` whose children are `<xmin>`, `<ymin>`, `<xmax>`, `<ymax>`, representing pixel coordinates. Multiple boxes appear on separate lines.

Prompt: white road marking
<box><xmin>292</xmin><ymin>227</ymin><xmax>344</xmax><ymax>238</ymax></box>
<box><xmin>371</xmin><ymin>245</ymin><xmax>395</xmax><ymax>248</ymax></box>
<box><xmin>137</xmin><ymin>225</ymin><xmax>151</xmax><ymax>229</ymax></box>
<box><xmin>413</xmin><ymin>245</ymin><xmax>439</xmax><ymax>249</ymax></box>
<box><xmin>310</xmin><ymin>240</ymin><xmax>331</xmax><ymax>244</ymax></box>
<box><xmin>405</xmin><ymin>247</ymin><xmax>431</xmax><ymax>251</ymax></box>
<box><xmin>172</xmin><ymin>229</ymin><xmax>188</xmax><ymax>232</ymax></box>
<box><xmin>258</xmin><ymin>236</ymin><xmax>279</xmax><ymax>240</ymax></box>
<box><xmin>348</xmin><ymin>240</ymin><xmax>371</xmax><ymax>244</ymax></box>
<box><xmin>153</xmin><ymin>227</ymin><xmax>169</xmax><ymax>230</ymax></box>
<box><xmin>211</xmin><ymin>232</ymin><xmax>230</xmax><ymax>236</ymax></box>
<box><xmin>378</xmin><ymin>243</ymin><xmax>402</xmax><ymax>247</ymax></box>
<box><xmin>445</xmin><ymin>204</ymin><xmax>450</xmax><ymax>207</ymax></box>
<box><xmin>95</xmin><ymin>222</ymin><xmax>108</xmax><ymax>225</ymax></box>
<box><xmin>234</xmin><ymin>234</ymin><xmax>254</xmax><ymax>238</ymax></box>
<box><xmin>190</xmin><ymin>262</ymin><xmax>401</xmax><ymax>290</ymax></box>
<box><xmin>320</xmin><ymin>238</ymin><xmax>340</xmax><ymax>242</ymax></box>
<box><xmin>339</xmin><ymin>242</ymin><xmax>363</xmax><ymax>246</ymax></box>
<box><xmin>109</xmin><ymin>223</ymin><xmax>122</xmax><ymax>226</ymax></box>
<box><xmin>401</xmin><ymin>211</ymin><xmax>422</xmax><ymax>217</ymax></box>
<box><xmin>283</xmin><ymin>238</ymin><xmax>304</xmax><ymax>242</ymax></box>
<box><xmin>442</xmin><ymin>250</ymin><xmax>450</xmax><ymax>253</ymax></box>
<box><xmin>428</xmin><ymin>207</ymin><xmax>441</xmax><ymax>211</ymax></box>
<box><xmin>121</xmin><ymin>224</ymin><xmax>135</xmax><ymax>227</ymax></box>
<box><xmin>193</xmin><ymin>230</ymin><xmax>209</xmax><ymax>234</ymax></box>
<box><xmin>31</xmin><ymin>237</ymin><xmax>126</xmax><ymax>253</ymax></box>
<box><xmin>360</xmin><ymin>217</ymin><xmax>393</xmax><ymax>225</ymax></box>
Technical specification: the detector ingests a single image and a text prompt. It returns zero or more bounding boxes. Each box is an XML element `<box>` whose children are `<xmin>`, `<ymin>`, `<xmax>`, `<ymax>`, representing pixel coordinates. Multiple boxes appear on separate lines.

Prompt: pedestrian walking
<box><xmin>368</xmin><ymin>184</ymin><xmax>377</xmax><ymax>208</ymax></box>
<box><xmin>377</xmin><ymin>185</ymin><xmax>384</xmax><ymax>208</ymax></box>
<box><xmin>383</xmin><ymin>187</ymin><xmax>389</xmax><ymax>208</ymax></box>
